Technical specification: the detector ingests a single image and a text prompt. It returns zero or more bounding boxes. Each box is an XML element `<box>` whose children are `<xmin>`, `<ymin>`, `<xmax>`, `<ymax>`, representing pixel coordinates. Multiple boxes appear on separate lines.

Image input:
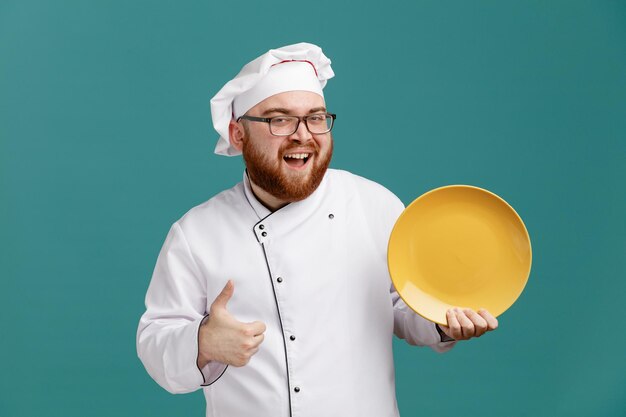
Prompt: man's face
<box><xmin>239</xmin><ymin>91</ymin><xmax>333</xmax><ymax>202</ymax></box>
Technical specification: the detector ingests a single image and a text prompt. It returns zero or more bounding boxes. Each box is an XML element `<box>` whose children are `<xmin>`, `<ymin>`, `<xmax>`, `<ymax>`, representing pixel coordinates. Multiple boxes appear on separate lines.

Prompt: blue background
<box><xmin>1</xmin><ymin>1</ymin><xmax>625</xmax><ymax>416</ymax></box>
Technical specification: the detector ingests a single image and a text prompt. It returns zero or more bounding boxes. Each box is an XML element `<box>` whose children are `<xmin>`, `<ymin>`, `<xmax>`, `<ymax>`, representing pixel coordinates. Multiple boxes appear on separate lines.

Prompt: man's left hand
<box><xmin>439</xmin><ymin>308</ymin><xmax>498</xmax><ymax>340</ymax></box>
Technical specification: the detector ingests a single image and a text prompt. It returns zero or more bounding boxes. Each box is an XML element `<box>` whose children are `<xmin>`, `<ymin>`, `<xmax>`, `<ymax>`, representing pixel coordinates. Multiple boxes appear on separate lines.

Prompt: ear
<box><xmin>229</xmin><ymin>119</ymin><xmax>245</xmax><ymax>152</ymax></box>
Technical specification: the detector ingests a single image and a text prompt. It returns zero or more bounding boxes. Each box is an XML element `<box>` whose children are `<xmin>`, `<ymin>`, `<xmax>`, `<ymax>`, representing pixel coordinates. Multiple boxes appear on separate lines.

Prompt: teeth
<box><xmin>284</xmin><ymin>153</ymin><xmax>310</xmax><ymax>159</ymax></box>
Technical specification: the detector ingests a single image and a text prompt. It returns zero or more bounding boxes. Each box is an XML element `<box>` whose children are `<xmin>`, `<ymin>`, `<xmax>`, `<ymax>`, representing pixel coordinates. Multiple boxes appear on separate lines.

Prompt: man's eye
<box><xmin>272</xmin><ymin>117</ymin><xmax>290</xmax><ymax>125</ymax></box>
<box><xmin>308</xmin><ymin>114</ymin><xmax>326</xmax><ymax>122</ymax></box>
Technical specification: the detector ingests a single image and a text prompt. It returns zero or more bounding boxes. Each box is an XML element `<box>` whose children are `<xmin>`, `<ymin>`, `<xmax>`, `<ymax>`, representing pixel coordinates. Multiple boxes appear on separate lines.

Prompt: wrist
<box><xmin>197</xmin><ymin>352</ymin><xmax>211</xmax><ymax>369</ymax></box>
<box><xmin>197</xmin><ymin>317</ymin><xmax>214</xmax><ymax>366</ymax></box>
<box><xmin>435</xmin><ymin>323</ymin><xmax>455</xmax><ymax>342</ymax></box>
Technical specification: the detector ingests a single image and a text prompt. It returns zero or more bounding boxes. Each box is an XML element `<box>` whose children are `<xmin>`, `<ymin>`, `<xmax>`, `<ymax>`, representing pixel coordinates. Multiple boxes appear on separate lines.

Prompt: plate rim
<box><xmin>387</xmin><ymin>184</ymin><xmax>533</xmax><ymax>325</ymax></box>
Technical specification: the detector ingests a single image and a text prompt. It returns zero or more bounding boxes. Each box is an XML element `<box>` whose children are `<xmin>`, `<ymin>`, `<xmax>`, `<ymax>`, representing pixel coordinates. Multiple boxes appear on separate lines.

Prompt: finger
<box><xmin>241</xmin><ymin>334</ymin><xmax>264</xmax><ymax>352</ymax></box>
<box><xmin>463</xmin><ymin>308</ymin><xmax>488</xmax><ymax>337</ymax></box>
<box><xmin>245</xmin><ymin>321</ymin><xmax>267</xmax><ymax>336</ymax></box>
<box><xmin>251</xmin><ymin>333</ymin><xmax>265</xmax><ymax>348</ymax></box>
<box><xmin>211</xmin><ymin>280</ymin><xmax>234</xmax><ymax>311</ymax></box>
<box><xmin>446</xmin><ymin>308</ymin><xmax>463</xmax><ymax>340</ymax></box>
<box><xmin>478</xmin><ymin>309</ymin><xmax>499</xmax><ymax>331</ymax></box>
<box><xmin>455</xmin><ymin>308</ymin><xmax>475</xmax><ymax>339</ymax></box>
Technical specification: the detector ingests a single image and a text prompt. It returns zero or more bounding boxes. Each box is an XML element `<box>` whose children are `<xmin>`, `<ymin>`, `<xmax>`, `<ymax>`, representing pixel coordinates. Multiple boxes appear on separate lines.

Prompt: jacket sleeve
<box><xmin>391</xmin><ymin>284</ymin><xmax>456</xmax><ymax>353</ymax></box>
<box><xmin>136</xmin><ymin>222</ymin><xmax>227</xmax><ymax>394</ymax></box>
<box><xmin>373</xmin><ymin>184</ymin><xmax>455</xmax><ymax>352</ymax></box>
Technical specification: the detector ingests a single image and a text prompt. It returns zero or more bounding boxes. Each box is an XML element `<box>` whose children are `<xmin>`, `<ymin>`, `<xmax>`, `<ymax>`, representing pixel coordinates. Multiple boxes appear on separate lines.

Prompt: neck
<box><xmin>248</xmin><ymin>178</ymin><xmax>290</xmax><ymax>212</ymax></box>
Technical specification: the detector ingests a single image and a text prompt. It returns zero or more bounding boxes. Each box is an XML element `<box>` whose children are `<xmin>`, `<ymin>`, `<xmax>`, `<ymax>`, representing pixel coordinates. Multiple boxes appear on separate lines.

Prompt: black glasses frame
<box><xmin>237</xmin><ymin>113</ymin><xmax>337</xmax><ymax>136</ymax></box>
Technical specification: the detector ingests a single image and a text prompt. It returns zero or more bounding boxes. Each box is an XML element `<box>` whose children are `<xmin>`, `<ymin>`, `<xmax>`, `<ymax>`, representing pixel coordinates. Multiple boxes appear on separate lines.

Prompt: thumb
<box><xmin>211</xmin><ymin>280</ymin><xmax>234</xmax><ymax>311</ymax></box>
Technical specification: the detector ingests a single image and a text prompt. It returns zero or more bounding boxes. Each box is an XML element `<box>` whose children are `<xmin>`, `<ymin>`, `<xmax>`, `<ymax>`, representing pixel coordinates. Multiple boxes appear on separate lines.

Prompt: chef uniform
<box><xmin>137</xmin><ymin>43</ymin><xmax>456</xmax><ymax>417</ymax></box>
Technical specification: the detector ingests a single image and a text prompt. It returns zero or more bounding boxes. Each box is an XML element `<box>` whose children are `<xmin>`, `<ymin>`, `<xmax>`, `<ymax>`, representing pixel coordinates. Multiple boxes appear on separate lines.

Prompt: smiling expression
<box><xmin>231</xmin><ymin>91</ymin><xmax>333</xmax><ymax>203</ymax></box>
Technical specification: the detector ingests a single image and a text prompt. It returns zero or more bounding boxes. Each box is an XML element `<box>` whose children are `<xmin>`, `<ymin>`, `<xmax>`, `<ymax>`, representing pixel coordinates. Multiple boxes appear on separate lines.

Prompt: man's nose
<box><xmin>289</xmin><ymin>119</ymin><xmax>313</xmax><ymax>141</ymax></box>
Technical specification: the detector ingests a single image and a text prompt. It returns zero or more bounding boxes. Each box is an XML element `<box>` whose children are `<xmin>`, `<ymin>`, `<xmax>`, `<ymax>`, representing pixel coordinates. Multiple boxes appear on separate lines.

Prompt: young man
<box><xmin>137</xmin><ymin>43</ymin><xmax>497</xmax><ymax>417</ymax></box>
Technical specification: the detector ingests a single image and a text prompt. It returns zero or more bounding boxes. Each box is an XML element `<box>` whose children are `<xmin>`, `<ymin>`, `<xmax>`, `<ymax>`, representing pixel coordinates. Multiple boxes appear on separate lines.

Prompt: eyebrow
<box><xmin>261</xmin><ymin>106</ymin><xmax>327</xmax><ymax>116</ymax></box>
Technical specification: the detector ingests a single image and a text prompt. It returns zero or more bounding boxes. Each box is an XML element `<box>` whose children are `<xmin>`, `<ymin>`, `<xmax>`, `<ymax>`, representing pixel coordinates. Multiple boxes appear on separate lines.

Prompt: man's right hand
<box><xmin>197</xmin><ymin>280</ymin><xmax>266</xmax><ymax>368</ymax></box>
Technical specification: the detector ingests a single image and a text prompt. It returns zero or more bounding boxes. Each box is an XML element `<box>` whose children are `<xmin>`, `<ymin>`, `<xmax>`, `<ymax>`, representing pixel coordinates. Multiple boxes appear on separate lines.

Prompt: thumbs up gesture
<box><xmin>197</xmin><ymin>280</ymin><xmax>267</xmax><ymax>368</ymax></box>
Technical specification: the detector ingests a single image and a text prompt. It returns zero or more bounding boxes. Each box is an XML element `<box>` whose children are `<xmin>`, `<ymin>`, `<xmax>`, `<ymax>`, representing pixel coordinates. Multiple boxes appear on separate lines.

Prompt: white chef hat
<box><xmin>210</xmin><ymin>42</ymin><xmax>334</xmax><ymax>156</ymax></box>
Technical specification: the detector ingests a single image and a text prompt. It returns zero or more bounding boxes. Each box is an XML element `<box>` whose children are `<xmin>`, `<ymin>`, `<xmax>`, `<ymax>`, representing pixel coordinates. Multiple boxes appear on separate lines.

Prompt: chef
<box><xmin>136</xmin><ymin>42</ymin><xmax>498</xmax><ymax>417</ymax></box>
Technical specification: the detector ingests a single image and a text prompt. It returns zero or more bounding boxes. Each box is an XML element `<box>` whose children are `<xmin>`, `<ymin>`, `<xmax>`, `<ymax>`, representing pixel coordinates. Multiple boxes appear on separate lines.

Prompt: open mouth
<box><xmin>283</xmin><ymin>153</ymin><xmax>311</xmax><ymax>169</ymax></box>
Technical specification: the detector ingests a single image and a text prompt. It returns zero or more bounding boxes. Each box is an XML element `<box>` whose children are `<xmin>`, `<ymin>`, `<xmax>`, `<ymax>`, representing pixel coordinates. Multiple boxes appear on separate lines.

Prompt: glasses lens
<box><xmin>270</xmin><ymin>116</ymin><xmax>299</xmax><ymax>135</ymax></box>
<box><xmin>306</xmin><ymin>113</ymin><xmax>333</xmax><ymax>134</ymax></box>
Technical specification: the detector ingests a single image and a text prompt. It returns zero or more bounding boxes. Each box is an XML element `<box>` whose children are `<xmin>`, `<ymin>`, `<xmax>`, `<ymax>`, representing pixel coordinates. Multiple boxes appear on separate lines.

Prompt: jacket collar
<box><xmin>243</xmin><ymin>170</ymin><xmax>272</xmax><ymax>220</ymax></box>
<box><xmin>242</xmin><ymin>170</ymin><xmax>330</xmax><ymax>243</ymax></box>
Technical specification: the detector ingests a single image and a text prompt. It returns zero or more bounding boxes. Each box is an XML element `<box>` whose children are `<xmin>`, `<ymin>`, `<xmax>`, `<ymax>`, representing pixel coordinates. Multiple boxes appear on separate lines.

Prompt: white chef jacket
<box><xmin>137</xmin><ymin>169</ymin><xmax>455</xmax><ymax>417</ymax></box>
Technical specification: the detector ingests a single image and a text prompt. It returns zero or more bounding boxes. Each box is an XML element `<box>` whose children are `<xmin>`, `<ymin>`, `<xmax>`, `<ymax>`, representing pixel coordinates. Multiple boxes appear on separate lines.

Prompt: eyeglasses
<box><xmin>237</xmin><ymin>113</ymin><xmax>337</xmax><ymax>136</ymax></box>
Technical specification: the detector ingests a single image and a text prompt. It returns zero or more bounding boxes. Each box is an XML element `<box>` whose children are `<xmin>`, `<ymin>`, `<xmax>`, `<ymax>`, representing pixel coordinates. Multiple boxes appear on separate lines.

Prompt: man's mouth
<box><xmin>283</xmin><ymin>153</ymin><xmax>311</xmax><ymax>169</ymax></box>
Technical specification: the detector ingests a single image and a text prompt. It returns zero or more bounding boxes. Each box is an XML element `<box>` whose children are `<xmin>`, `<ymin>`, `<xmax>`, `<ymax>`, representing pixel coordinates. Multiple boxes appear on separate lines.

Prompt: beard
<box><xmin>242</xmin><ymin>133</ymin><xmax>333</xmax><ymax>203</ymax></box>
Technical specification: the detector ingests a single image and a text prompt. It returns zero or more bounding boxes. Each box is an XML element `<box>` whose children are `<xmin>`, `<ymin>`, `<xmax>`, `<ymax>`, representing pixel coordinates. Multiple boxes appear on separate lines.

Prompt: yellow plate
<box><xmin>388</xmin><ymin>185</ymin><xmax>532</xmax><ymax>325</ymax></box>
